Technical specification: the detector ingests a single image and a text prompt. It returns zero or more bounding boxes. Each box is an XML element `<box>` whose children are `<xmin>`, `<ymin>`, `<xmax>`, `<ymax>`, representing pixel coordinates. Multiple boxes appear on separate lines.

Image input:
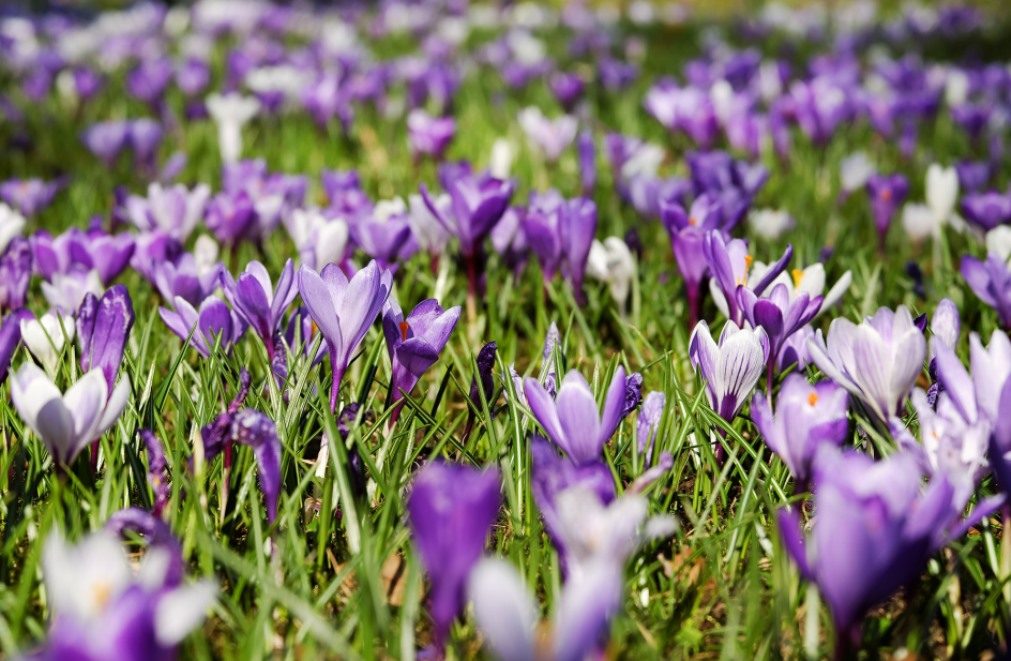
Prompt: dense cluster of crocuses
<box><xmin>2</xmin><ymin>0</ymin><xmax>1011</xmax><ymax>658</ymax></box>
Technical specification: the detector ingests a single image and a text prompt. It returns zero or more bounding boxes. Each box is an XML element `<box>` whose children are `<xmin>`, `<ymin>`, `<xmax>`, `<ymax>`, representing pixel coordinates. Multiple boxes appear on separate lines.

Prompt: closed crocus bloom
<box><xmin>489</xmin><ymin>138</ymin><xmax>515</xmax><ymax>179</ymax></box>
<box><xmin>352</xmin><ymin>197</ymin><xmax>415</xmax><ymax>269</ymax></box>
<box><xmin>807</xmin><ymin>305</ymin><xmax>926</xmax><ymax>423</ymax></box>
<box><xmin>82</xmin><ymin>120</ymin><xmax>130</xmax><ymax>166</ymax></box>
<box><xmin>37</xmin><ymin>529</ymin><xmax>214</xmax><ymax>660</ymax></box>
<box><xmin>407</xmin><ymin>461</ymin><xmax>500</xmax><ymax>651</ymax></box>
<box><xmin>0</xmin><ymin>237</ymin><xmax>32</xmax><ymax>312</ymax></box>
<box><xmin>985</xmin><ymin>226</ymin><xmax>1011</xmax><ymax>262</ymax></box>
<box><xmin>419</xmin><ymin>170</ymin><xmax>514</xmax><ymax>259</ymax></box>
<box><xmin>902</xmin><ymin>202</ymin><xmax>943</xmax><ymax>242</ymax></box>
<box><xmin>585</xmin><ymin>237</ymin><xmax>636</xmax><ymax>314</ymax></box>
<box><xmin>158</xmin><ymin>295</ymin><xmax>246</xmax><ymax>358</ymax></box>
<box><xmin>523</xmin><ymin>366</ymin><xmax>627</xmax><ymax>466</ymax></box>
<box><xmin>961</xmin><ymin>254</ymin><xmax>1011</xmax><ymax>328</ymax></box>
<box><xmin>518</xmin><ymin>106</ymin><xmax>578</xmax><ymax>162</ymax></box>
<box><xmin>206</xmin><ymin>92</ymin><xmax>260</xmax><ymax>164</ymax></box>
<box><xmin>21</xmin><ymin>312</ymin><xmax>74</xmax><ymax>376</ymax></box>
<box><xmin>689</xmin><ymin>320</ymin><xmax>769</xmax><ymax>422</ymax></box>
<box><xmin>298</xmin><ymin>260</ymin><xmax>392</xmax><ymax>411</ymax></box>
<box><xmin>636</xmin><ymin>391</ymin><xmax>665</xmax><ymax>460</ymax></box>
<box><xmin>865</xmin><ymin>173</ymin><xmax>908</xmax><ymax>246</ymax></box>
<box><xmin>751</xmin><ymin>374</ymin><xmax>848</xmax><ymax>487</ymax></box>
<box><xmin>839</xmin><ymin>151</ymin><xmax>875</xmax><ymax>195</ymax></box>
<box><xmin>11</xmin><ymin>364</ymin><xmax>129</xmax><ymax>466</ymax></box>
<box><xmin>77</xmin><ymin>286</ymin><xmax>134</xmax><ymax>391</ymax></box>
<box><xmin>0</xmin><ymin>178</ymin><xmax>61</xmax><ymax>217</ymax></box>
<box><xmin>930</xmin><ymin>298</ymin><xmax>960</xmax><ymax>353</ymax></box>
<box><xmin>748</xmin><ymin>208</ymin><xmax>794</xmax><ymax>240</ymax></box>
<box><xmin>224</xmin><ymin>259</ymin><xmax>296</xmax><ymax>360</ymax></box>
<box><xmin>0</xmin><ymin>202</ymin><xmax>25</xmax><ymax>254</ymax></box>
<box><xmin>382</xmin><ymin>298</ymin><xmax>460</xmax><ymax>416</ymax></box>
<box><xmin>0</xmin><ymin>309</ymin><xmax>31</xmax><ymax>383</ymax></box>
<box><xmin>284</xmin><ymin>208</ymin><xmax>350</xmax><ymax>269</ymax></box>
<box><xmin>777</xmin><ymin>447</ymin><xmax>998</xmax><ymax>654</ymax></box>
<box><xmin>926</xmin><ymin>163</ymin><xmax>959</xmax><ymax>224</ymax></box>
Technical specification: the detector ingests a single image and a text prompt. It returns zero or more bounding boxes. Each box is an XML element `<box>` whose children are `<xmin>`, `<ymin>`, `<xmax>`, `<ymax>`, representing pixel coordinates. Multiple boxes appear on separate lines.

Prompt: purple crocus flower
<box><xmin>778</xmin><ymin>447</ymin><xmax>1000</xmax><ymax>656</ymax></box>
<box><xmin>0</xmin><ymin>178</ymin><xmax>61</xmax><ymax>216</ymax></box>
<box><xmin>140</xmin><ymin>429</ymin><xmax>170</xmax><ymax>518</ymax></box>
<box><xmin>518</xmin><ymin>107</ymin><xmax>579</xmax><ymax>162</ymax></box>
<box><xmin>522</xmin><ymin>193</ymin><xmax>597</xmax><ymax>298</ymax></box>
<box><xmin>636</xmin><ymin>391</ymin><xmax>665</xmax><ymax>462</ymax></box>
<box><xmin>32</xmin><ymin>228</ymin><xmax>135</xmax><ymax>285</ymax></box>
<box><xmin>420</xmin><ymin>171</ymin><xmax>514</xmax><ymax>259</ymax></box>
<box><xmin>523</xmin><ymin>366</ymin><xmax>627</xmax><ymax>466</ymax></box>
<box><xmin>577</xmin><ymin>130</ymin><xmax>596</xmax><ymax>197</ymax></box>
<box><xmin>739</xmin><ymin>281</ymin><xmax>823</xmax><ymax>385</ymax></box>
<box><xmin>751</xmin><ymin>374</ymin><xmax>848</xmax><ymax>488</ymax></box>
<box><xmin>689</xmin><ymin>320</ymin><xmax>769</xmax><ymax>424</ymax></box>
<box><xmin>10</xmin><ymin>364</ymin><xmax>130</xmax><ymax>466</ymax></box>
<box><xmin>352</xmin><ymin>199</ymin><xmax>415</xmax><ymax>270</ymax></box>
<box><xmin>661</xmin><ymin>194</ymin><xmax>724</xmax><ymax>327</ymax></box>
<box><xmin>125</xmin><ymin>183</ymin><xmax>211</xmax><ymax>242</ymax></box>
<box><xmin>960</xmin><ymin>191</ymin><xmax>1011</xmax><ymax>231</ymax></box>
<box><xmin>82</xmin><ymin>121</ymin><xmax>130</xmax><ymax>166</ymax></box>
<box><xmin>223</xmin><ymin>259</ymin><xmax>297</xmax><ymax>361</ymax></box>
<box><xmin>807</xmin><ymin>305</ymin><xmax>926</xmax><ymax>423</ymax></box>
<box><xmin>0</xmin><ymin>309</ymin><xmax>31</xmax><ymax>384</ymax></box>
<box><xmin>382</xmin><ymin>298</ymin><xmax>461</xmax><ymax>420</ymax></box>
<box><xmin>0</xmin><ymin>237</ymin><xmax>32</xmax><ymax>312</ymax></box>
<box><xmin>407</xmin><ymin>461</ymin><xmax>500</xmax><ymax>651</ymax></box>
<box><xmin>33</xmin><ymin>528</ymin><xmax>214</xmax><ymax>661</ymax></box>
<box><xmin>128</xmin><ymin>118</ymin><xmax>164</xmax><ymax>170</ymax></box>
<box><xmin>961</xmin><ymin>254</ymin><xmax>1011</xmax><ymax>329</ymax></box>
<box><xmin>298</xmin><ymin>261</ymin><xmax>392</xmax><ymax>411</ymax></box>
<box><xmin>865</xmin><ymin>174</ymin><xmax>909</xmax><ymax>248</ymax></box>
<box><xmin>77</xmin><ymin>286</ymin><xmax>134</xmax><ymax>391</ymax></box>
<box><xmin>158</xmin><ymin>295</ymin><xmax>247</xmax><ymax>358</ymax></box>
<box><xmin>550</xmin><ymin>71</ymin><xmax>586</xmax><ymax>112</ymax></box>
<box><xmin>703</xmin><ymin>231</ymin><xmax>792</xmax><ymax>325</ymax></box>
<box><xmin>407</xmin><ymin>109</ymin><xmax>455</xmax><ymax>161</ymax></box>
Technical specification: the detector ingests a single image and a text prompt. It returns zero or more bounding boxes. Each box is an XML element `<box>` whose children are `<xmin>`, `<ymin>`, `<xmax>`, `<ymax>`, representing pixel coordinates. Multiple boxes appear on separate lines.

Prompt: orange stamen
<box><xmin>399</xmin><ymin>320</ymin><xmax>410</xmax><ymax>341</ymax></box>
<box><xmin>807</xmin><ymin>391</ymin><xmax>819</xmax><ymax>406</ymax></box>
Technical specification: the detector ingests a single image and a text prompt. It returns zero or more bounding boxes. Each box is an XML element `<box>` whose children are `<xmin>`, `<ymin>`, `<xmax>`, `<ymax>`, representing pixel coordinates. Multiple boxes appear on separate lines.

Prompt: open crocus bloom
<box><xmin>10</xmin><ymin>364</ymin><xmax>129</xmax><ymax>466</ymax></box>
<box><xmin>807</xmin><ymin>305</ymin><xmax>926</xmax><ymax>423</ymax></box>
<box><xmin>39</xmin><ymin>529</ymin><xmax>215</xmax><ymax>660</ymax></box>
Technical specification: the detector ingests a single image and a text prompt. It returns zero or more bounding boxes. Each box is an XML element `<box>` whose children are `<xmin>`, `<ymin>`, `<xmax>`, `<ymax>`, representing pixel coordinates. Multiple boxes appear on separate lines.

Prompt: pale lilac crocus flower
<box><xmin>807</xmin><ymin>305</ymin><xmax>926</xmax><ymax>423</ymax></box>
<box><xmin>298</xmin><ymin>260</ymin><xmax>392</xmax><ymax>411</ymax></box>
<box><xmin>689</xmin><ymin>320</ymin><xmax>769</xmax><ymax>424</ymax></box>
<box><xmin>517</xmin><ymin>106</ymin><xmax>578</xmax><ymax>162</ymax></box>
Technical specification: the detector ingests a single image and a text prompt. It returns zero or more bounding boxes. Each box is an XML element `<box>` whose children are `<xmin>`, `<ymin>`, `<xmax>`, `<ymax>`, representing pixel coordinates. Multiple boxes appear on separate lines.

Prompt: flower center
<box><xmin>881</xmin><ymin>187</ymin><xmax>892</xmax><ymax>202</ymax></box>
<box><xmin>688</xmin><ymin>215</ymin><xmax>698</xmax><ymax>226</ymax></box>
<box><xmin>807</xmin><ymin>391</ymin><xmax>819</xmax><ymax>407</ymax></box>
<box><xmin>91</xmin><ymin>581</ymin><xmax>112</xmax><ymax>611</ymax></box>
<box><xmin>791</xmin><ymin>268</ymin><xmax>804</xmax><ymax>287</ymax></box>
<box><xmin>399</xmin><ymin>320</ymin><xmax>410</xmax><ymax>342</ymax></box>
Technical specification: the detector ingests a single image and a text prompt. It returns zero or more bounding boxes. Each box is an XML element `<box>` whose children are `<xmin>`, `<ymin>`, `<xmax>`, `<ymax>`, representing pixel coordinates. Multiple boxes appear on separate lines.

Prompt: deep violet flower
<box><xmin>0</xmin><ymin>309</ymin><xmax>31</xmax><ymax>384</ymax></box>
<box><xmin>32</xmin><ymin>228</ymin><xmax>135</xmax><ymax>286</ymax></box>
<box><xmin>140</xmin><ymin>429</ymin><xmax>171</xmax><ymax>518</ymax></box>
<box><xmin>158</xmin><ymin>295</ymin><xmax>247</xmax><ymax>358</ymax></box>
<box><xmin>0</xmin><ymin>237</ymin><xmax>32</xmax><ymax>312</ymax></box>
<box><xmin>961</xmin><ymin>191</ymin><xmax>1011</xmax><ymax>231</ymax></box>
<box><xmin>407</xmin><ymin>109</ymin><xmax>455</xmax><ymax>161</ymax></box>
<box><xmin>298</xmin><ymin>261</ymin><xmax>392</xmax><ymax>411</ymax></box>
<box><xmin>703</xmin><ymin>231</ymin><xmax>792</xmax><ymax>326</ymax></box>
<box><xmin>522</xmin><ymin>193</ymin><xmax>597</xmax><ymax>297</ymax></box>
<box><xmin>223</xmin><ymin>259</ymin><xmax>296</xmax><ymax>360</ymax></box>
<box><xmin>382</xmin><ymin>298</ymin><xmax>460</xmax><ymax>418</ymax></box>
<box><xmin>419</xmin><ymin>170</ymin><xmax>514</xmax><ymax>259</ymax></box>
<box><xmin>865</xmin><ymin>174</ymin><xmax>909</xmax><ymax>247</ymax></box>
<box><xmin>76</xmin><ymin>285</ymin><xmax>134</xmax><ymax>391</ymax></box>
<box><xmin>407</xmin><ymin>461</ymin><xmax>500</xmax><ymax>650</ymax></box>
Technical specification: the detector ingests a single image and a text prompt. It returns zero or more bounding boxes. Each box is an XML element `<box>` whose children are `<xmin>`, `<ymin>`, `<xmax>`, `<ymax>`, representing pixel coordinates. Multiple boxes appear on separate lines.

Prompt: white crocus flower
<box><xmin>586</xmin><ymin>237</ymin><xmax>636</xmax><ymax>314</ymax></box>
<box><xmin>986</xmin><ymin>226</ymin><xmax>1011</xmax><ymax>263</ymax></box>
<box><xmin>489</xmin><ymin>138</ymin><xmax>515</xmax><ymax>179</ymax></box>
<box><xmin>206</xmin><ymin>93</ymin><xmax>260</xmax><ymax>164</ymax></box>
<box><xmin>407</xmin><ymin>193</ymin><xmax>451</xmax><ymax>256</ymax></box>
<box><xmin>284</xmin><ymin>208</ymin><xmax>349</xmax><ymax>269</ymax></box>
<box><xmin>748</xmin><ymin>208</ymin><xmax>794</xmax><ymax>240</ymax></box>
<box><xmin>20</xmin><ymin>312</ymin><xmax>75</xmax><ymax>376</ymax></box>
<box><xmin>926</xmin><ymin>163</ymin><xmax>959</xmax><ymax>226</ymax></box>
<box><xmin>0</xmin><ymin>202</ymin><xmax>26</xmax><ymax>254</ymax></box>
<box><xmin>839</xmin><ymin>151</ymin><xmax>875</xmax><ymax>194</ymax></box>
<box><xmin>902</xmin><ymin>202</ymin><xmax>942</xmax><ymax>242</ymax></box>
<box><xmin>10</xmin><ymin>365</ymin><xmax>129</xmax><ymax>465</ymax></box>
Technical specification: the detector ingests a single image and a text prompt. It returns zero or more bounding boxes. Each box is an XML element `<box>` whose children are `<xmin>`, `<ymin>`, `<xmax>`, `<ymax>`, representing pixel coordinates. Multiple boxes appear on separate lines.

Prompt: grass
<box><xmin>1</xmin><ymin>4</ymin><xmax>1011</xmax><ymax>659</ymax></box>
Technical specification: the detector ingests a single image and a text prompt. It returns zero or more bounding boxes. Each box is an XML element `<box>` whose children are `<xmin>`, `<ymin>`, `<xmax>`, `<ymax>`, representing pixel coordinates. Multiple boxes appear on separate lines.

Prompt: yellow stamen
<box><xmin>807</xmin><ymin>391</ymin><xmax>819</xmax><ymax>407</ymax></box>
<box><xmin>791</xmin><ymin>268</ymin><xmax>805</xmax><ymax>287</ymax></box>
<box><xmin>92</xmin><ymin>581</ymin><xmax>112</xmax><ymax>610</ymax></box>
<box><xmin>744</xmin><ymin>254</ymin><xmax>753</xmax><ymax>270</ymax></box>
